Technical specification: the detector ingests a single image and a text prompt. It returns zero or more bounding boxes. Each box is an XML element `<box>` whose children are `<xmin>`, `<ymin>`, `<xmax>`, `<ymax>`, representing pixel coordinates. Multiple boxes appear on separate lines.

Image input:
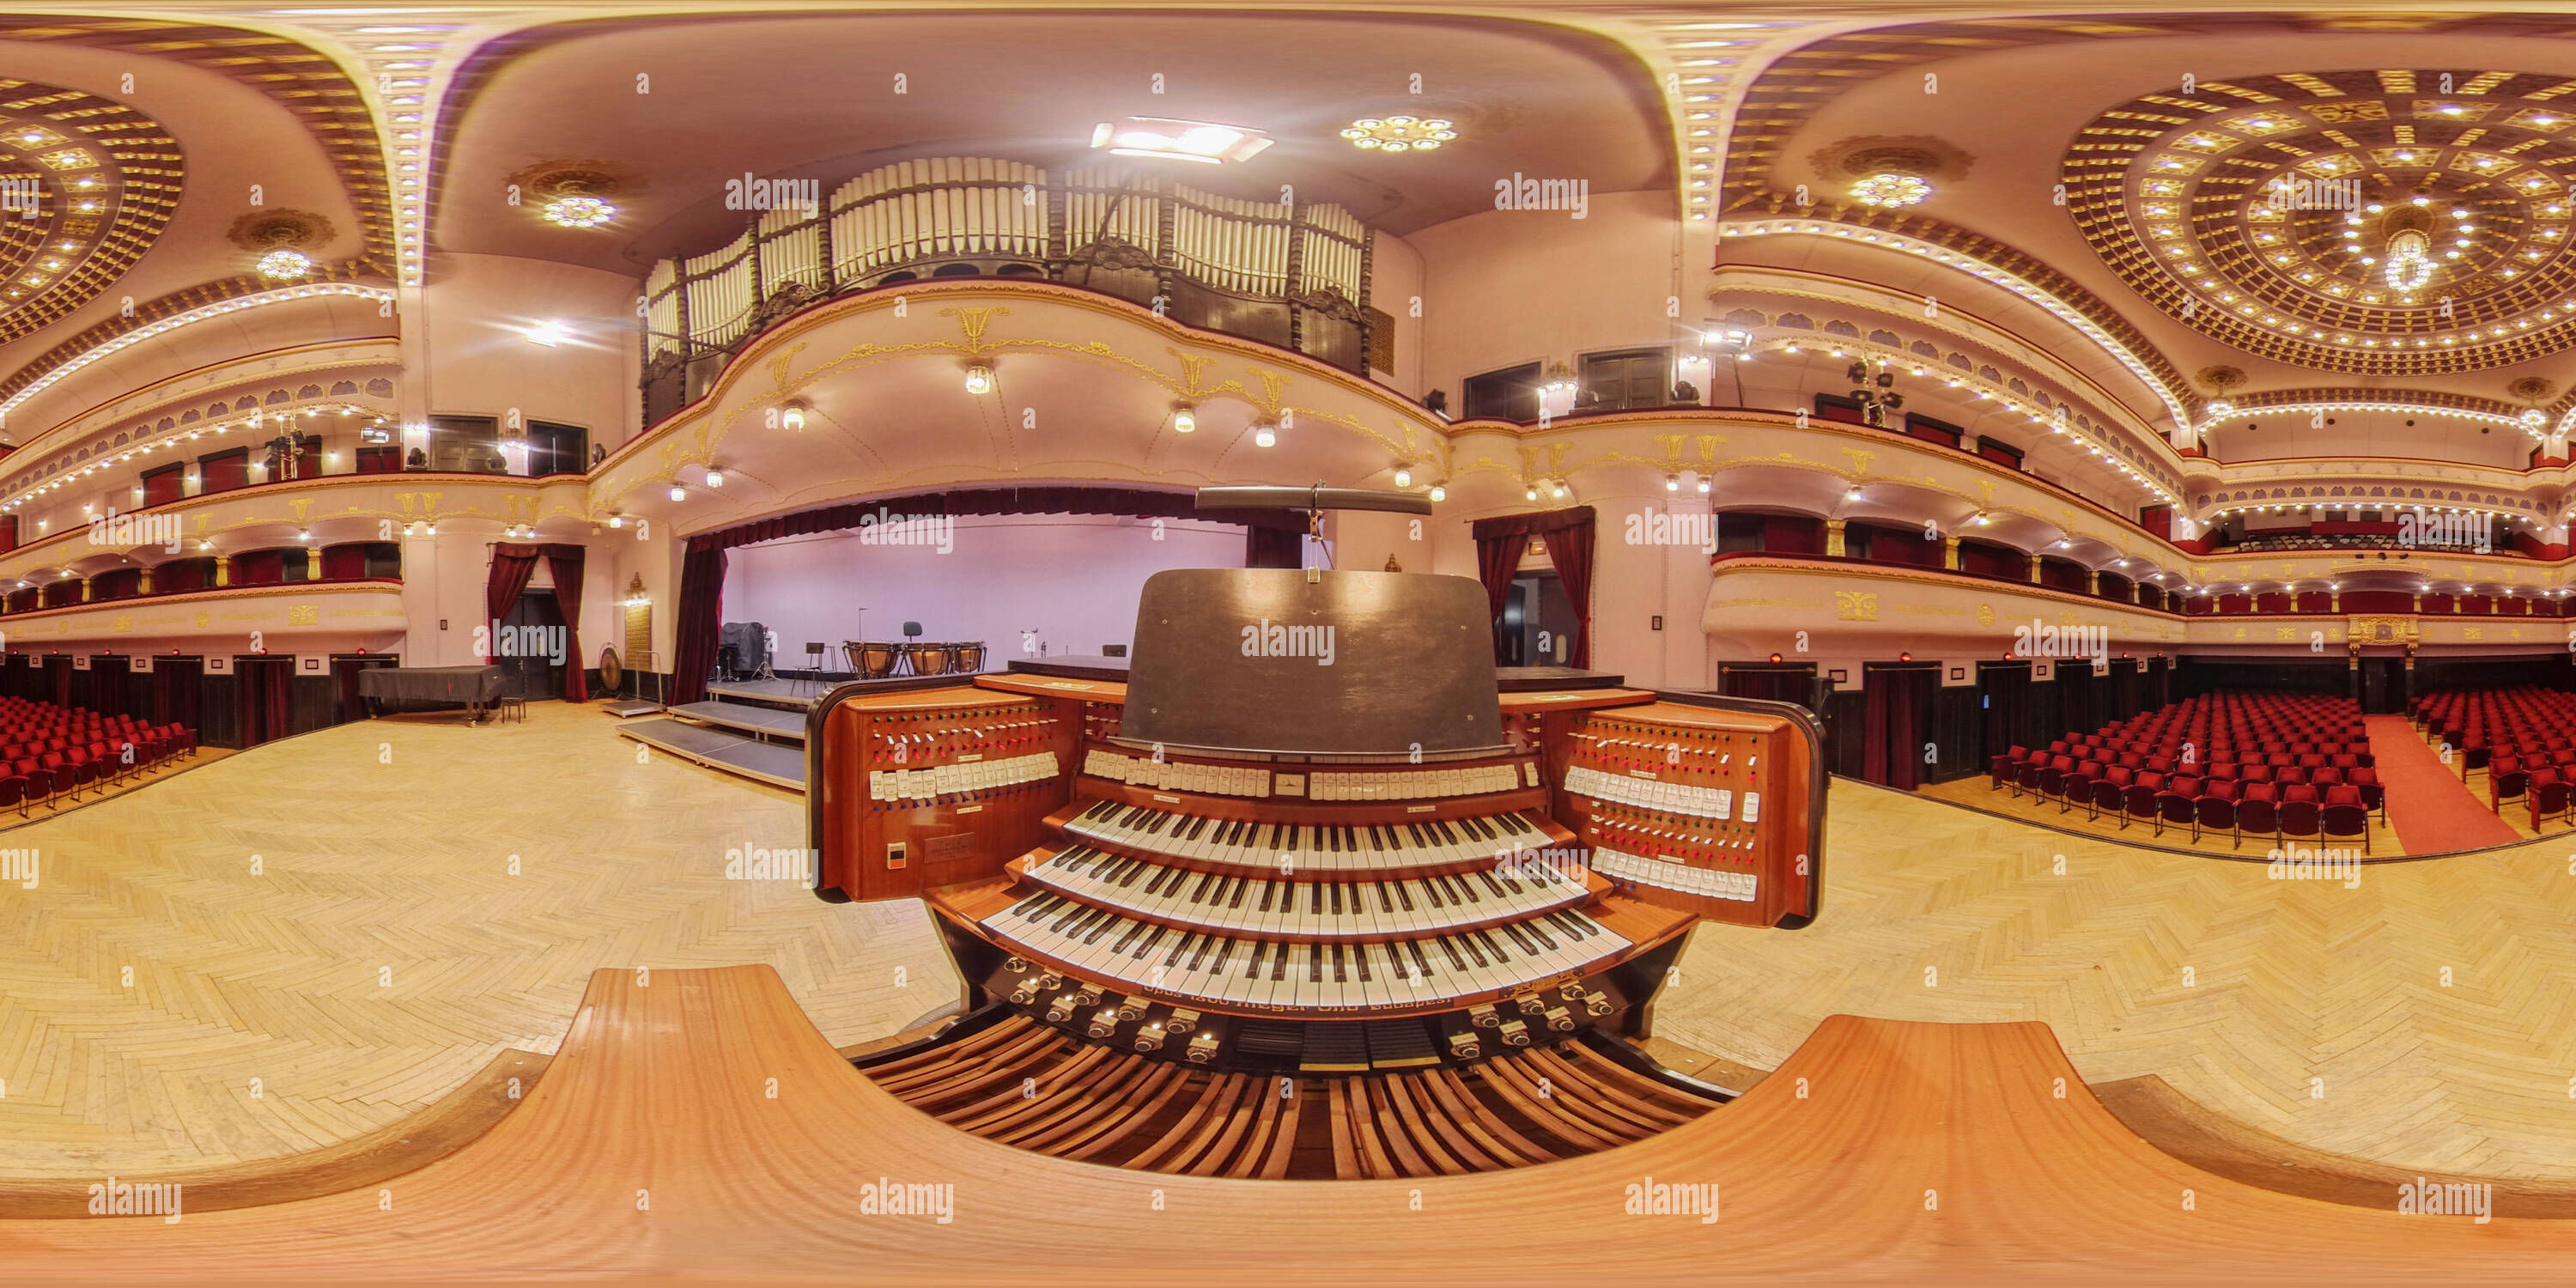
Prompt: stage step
<box><xmin>615</xmin><ymin>717</ymin><xmax>805</xmax><ymax>791</ymax></box>
<box><xmin>598</xmin><ymin>698</ymin><xmax>665</xmax><ymax>719</ymax></box>
<box><xmin>668</xmin><ymin>700</ymin><xmax>805</xmax><ymax>742</ymax></box>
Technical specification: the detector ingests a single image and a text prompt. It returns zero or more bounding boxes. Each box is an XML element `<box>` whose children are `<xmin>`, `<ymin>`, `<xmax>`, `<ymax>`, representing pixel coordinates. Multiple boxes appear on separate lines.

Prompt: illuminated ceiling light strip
<box><xmin>1721</xmin><ymin>219</ymin><xmax>2191</xmax><ymax>431</ymax></box>
<box><xmin>2200</xmin><ymin>399</ymin><xmax>2543</xmax><ymax>438</ymax></box>
<box><xmin>0</xmin><ymin>283</ymin><xmax>396</xmax><ymax>421</ymax></box>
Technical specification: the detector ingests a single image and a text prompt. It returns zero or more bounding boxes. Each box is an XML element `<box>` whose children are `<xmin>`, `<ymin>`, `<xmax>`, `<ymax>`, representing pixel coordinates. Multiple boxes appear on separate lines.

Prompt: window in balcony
<box><xmin>526</xmin><ymin>420</ymin><xmax>590</xmax><ymax>477</ymax></box>
<box><xmin>1578</xmin><ymin>348</ymin><xmax>1672</xmax><ymax>412</ymax></box>
<box><xmin>1461</xmin><ymin>362</ymin><xmax>1540</xmax><ymax>422</ymax></box>
<box><xmin>428</xmin><ymin>415</ymin><xmax>509</xmax><ymax>475</ymax></box>
<box><xmin>355</xmin><ymin>446</ymin><xmax>404</xmax><ymax>475</ymax></box>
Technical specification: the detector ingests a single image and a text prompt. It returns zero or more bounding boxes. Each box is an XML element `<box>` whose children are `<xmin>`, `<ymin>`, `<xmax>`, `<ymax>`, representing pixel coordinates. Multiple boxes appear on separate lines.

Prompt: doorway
<box><xmin>2359</xmin><ymin>657</ymin><xmax>2407</xmax><ymax>714</ymax></box>
<box><xmin>1501</xmin><ymin>573</ymin><xmax>1579</xmax><ymax>668</ymax></box>
<box><xmin>499</xmin><ymin>588</ymin><xmax>568</xmax><ymax>701</ymax></box>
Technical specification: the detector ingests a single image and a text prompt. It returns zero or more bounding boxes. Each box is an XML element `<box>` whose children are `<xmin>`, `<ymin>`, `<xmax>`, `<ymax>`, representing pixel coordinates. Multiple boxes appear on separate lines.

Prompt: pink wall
<box><xmin>720</xmin><ymin>513</ymin><xmax>1246</xmax><ymax>662</ymax></box>
<box><xmin>418</xmin><ymin>252</ymin><xmax>641</xmax><ymax>449</ymax></box>
<box><xmin>1406</xmin><ymin>189</ymin><xmax>1676</xmax><ymax>409</ymax></box>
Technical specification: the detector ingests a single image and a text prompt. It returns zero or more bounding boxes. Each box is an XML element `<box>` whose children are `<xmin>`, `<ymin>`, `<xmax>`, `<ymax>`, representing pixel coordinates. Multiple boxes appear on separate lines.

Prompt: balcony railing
<box><xmin>639</xmin><ymin>156</ymin><xmax>1377</xmax><ymax>422</ymax></box>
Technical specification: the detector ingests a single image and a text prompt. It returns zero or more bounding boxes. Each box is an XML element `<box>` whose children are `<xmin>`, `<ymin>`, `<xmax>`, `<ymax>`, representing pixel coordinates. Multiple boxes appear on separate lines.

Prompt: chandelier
<box><xmin>2384</xmin><ymin>228</ymin><xmax>2435</xmax><ymax>292</ymax></box>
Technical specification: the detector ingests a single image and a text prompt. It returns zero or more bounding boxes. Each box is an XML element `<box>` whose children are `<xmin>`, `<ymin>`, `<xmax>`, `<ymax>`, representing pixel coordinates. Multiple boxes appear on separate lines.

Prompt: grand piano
<box><xmin>809</xmin><ymin>567</ymin><xmax>1825</xmax><ymax>1179</ymax></box>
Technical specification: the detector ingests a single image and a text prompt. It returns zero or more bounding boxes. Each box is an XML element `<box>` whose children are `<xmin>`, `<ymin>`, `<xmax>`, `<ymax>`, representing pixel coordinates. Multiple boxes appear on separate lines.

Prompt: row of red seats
<box><xmin>1988</xmin><ymin>690</ymin><xmax>2385</xmax><ymax>848</ymax></box>
<box><xmin>0</xmin><ymin>699</ymin><xmax>196</xmax><ymax>814</ymax></box>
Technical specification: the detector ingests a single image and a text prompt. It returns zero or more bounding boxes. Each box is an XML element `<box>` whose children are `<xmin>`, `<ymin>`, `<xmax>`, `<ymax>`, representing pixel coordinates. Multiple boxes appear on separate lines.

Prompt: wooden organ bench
<box><xmin>808</xmin><ymin>568</ymin><xmax>1824</xmax><ymax>1179</ymax></box>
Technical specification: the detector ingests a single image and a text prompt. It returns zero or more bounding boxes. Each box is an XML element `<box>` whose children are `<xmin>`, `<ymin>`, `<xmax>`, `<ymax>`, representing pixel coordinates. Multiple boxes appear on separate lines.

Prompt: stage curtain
<box><xmin>1473</xmin><ymin>532</ymin><xmax>1519</xmax><ymax>625</ymax></box>
<box><xmin>670</xmin><ymin>543</ymin><xmax>729</xmax><ymax>706</ymax></box>
<box><xmin>1720</xmin><ymin>666</ymin><xmax>1814</xmax><ymax>710</ymax></box>
<box><xmin>1862</xmin><ymin>665</ymin><xmax>1933</xmax><ymax>790</ymax></box>
<box><xmin>544</xmin><ymin>544</ymin><xmax>588</xmax><ymax>702</ymax></box>
<box><xmin>1539</xmin><ymin>517</ymin><xmax>1595</xmax><ymax>669</ymax></box>
<box><xmin>1246</xmin><ymin>525</ymin><xmax>1303</xmax><ymax>569</ymax></box>
<box><xmin>692</xmin><ymin>485</ymin><xmax>1302</xmax><ymax>553</ymax></box>
<box><xmin>483</xmin><ymin>544</ymin><xmax>543</xmax><ymax>663</ymax></box>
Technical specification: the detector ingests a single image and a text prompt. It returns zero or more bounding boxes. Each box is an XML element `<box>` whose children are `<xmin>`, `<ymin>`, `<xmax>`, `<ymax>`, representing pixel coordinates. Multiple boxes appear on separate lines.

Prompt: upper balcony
<box><xmin>639</xmin><ymin>158</ymin><xmax>1379</xmax><ymax>423</ymax></box>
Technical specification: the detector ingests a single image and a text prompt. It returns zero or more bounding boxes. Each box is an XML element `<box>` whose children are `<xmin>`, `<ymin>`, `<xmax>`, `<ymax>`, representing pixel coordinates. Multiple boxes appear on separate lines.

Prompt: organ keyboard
<box><xmin>814</xmin><ymin>565</ymin><xmax>1823</xmax><ymax>1087</ymax></box>
<box><xmin>1057</xmin><ymin>798</ymin><xmax>1564</xmax><ymax>873</ymax></box>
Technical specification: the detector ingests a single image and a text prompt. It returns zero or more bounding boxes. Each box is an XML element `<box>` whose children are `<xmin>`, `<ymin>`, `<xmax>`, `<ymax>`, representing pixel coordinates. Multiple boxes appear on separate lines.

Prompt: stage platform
<box><xmin>597</xmin><ymin>697</ymin><xmax>665</xmax><ymax>718</ymax></box>
<box><xmin>707</xmin><ymin>677</ymin><xmax>829</xmax><ymax>710</ymax></box>
<box><xmin>669</xmin><ymin>699</ymin><xmax>807</xmax><ymax>742</ymax></box>
<box><xmin>614</xmin><ymin>716</ymin><xmax>805</xmax><ymax>790</ymax></box>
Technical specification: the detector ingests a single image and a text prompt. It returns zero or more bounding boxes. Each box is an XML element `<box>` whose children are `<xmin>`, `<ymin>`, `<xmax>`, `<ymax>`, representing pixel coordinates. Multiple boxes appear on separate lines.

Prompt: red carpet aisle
<box><xmin>2365</xmin><ymin>714</ymin><xmax>2523</xmax><ymax>854</ymax></box>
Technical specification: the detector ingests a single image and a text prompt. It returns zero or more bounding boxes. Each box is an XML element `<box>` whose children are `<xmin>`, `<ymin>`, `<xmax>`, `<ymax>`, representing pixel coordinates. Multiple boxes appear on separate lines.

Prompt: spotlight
<box><xmin>1427</xmin><ymin>484</ymin><xmax>1446</xmax><ymax>503</ymax></box>
<box><xmin>781</xmin><ymin>404</ymin><xmax>805</xmax><ymax>432</ymax></box>
<box><xmin>1172</xmin><ymin>407</ymin><xmax>1196</xmax><ymax>434</ymax></box>
<box><xmin>669</xmin><ymin>484</ymin><xmax>686</xmax><ymax>502</ymax></box>
<box><xmin>1394</xmin><ymin>466</ymin><xmax>1413</xmax><ymax>488</ymax></box>
<box><xmin>524</xmin><ymin>319</ymin><xmax>565</xmax><ymax>347</ymax></box>
<box><xmin>705</xmin><ymin>468</ymin><xmax>724</xmax><ymax>489</ymax></box>
<box><xmin>1525</xmin><ymin>484</ymin><xmax>1540</xmax><ymax>501</ymax></box>
<box><xmin>963</xmin><ymin>364</ymin><xmax>995</xmax><ymax>395</ymax></box>
<box><xmin>608</xmin><ymin>515</ymin><xmax>623</xmax><ymax>529</ymax></box>
<box><xmin>1697</xmin><ymin>477</ymin><xmax>1712</xmax><ymax>495</ymax></box>
<box><xmin>1666</xmin><ymin>473</ymin><xmax>1680</xmax><ymax>492</ymax></box>
<box><xmin>1550</xmin><ymin>482</ymin><xmax>1568</xmax><ymax>500</ymax></box>
<box><xmin>1254</xmin><ymin>424</ymin><xmax>1277</xmax><ymax>448</ymax></box>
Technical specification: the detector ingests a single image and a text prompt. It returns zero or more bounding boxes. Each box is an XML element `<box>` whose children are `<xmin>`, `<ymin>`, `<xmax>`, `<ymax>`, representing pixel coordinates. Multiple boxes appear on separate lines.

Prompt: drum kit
<box><xmin>843</xmin><ymin>639</ymin><xmax>986</xmax><ymax>679</ymax></box>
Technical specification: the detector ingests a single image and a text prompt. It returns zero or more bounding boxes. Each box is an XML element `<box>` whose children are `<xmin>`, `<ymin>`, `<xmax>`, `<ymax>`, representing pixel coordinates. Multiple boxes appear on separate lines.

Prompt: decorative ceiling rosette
<box><xmin>2063</xmin><ymin>70</ymin><xmax>2576</xmax><ymax>374</ymax></box>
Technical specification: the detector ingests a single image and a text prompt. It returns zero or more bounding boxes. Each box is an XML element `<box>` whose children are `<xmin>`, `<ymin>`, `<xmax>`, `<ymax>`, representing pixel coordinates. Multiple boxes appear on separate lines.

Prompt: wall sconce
<box><xmin>1172</xmin><ymin>405</ymin><xmax>1196</xmax><ymax>434</ymax></box>
<box><xmin>525</xmin><ymin>319</ymin><xmax>566</xmax><ymax>347</ymax></box>
<box><xmin>704</xmin><ymin>467</ymin><xmax>725</xmax><ymax>489</ymax></box>
<box><xmin>1253</xmin><ymin>422</ymin><xmax>1277</xmax><ymax>448</ymax></box>
<box><xmin>781</xmin><ymin>403</ymin><xmax>806</xmax><ymax>432</ymax></box>
<box><xmin>1427</xmin><ymin>483</ymin><xmax>1447</xmax><ymax>503</ymax></box>
<box><xmin>608</xmin><ymin>514</ymin><xmax>623</xmax><ymax>529</ymax></box>
<box><xmin>1394</xmin><ymin>465</ymin><xmax>1413</xmax><ymax>489</ymax></box>
<box><xmin>668</xmin><ymin>484</ymin><xmax>686</xmax><ymax>502</ymax></box>
<box><xmin>963</xmin><ymin>364</ymin><xmax>995</xmax><ymax>395</ymax></box>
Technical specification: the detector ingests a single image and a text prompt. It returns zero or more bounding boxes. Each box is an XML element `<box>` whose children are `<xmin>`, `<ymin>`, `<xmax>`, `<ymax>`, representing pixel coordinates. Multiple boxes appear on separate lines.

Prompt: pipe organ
<box><xmin>812</xmin><ymin>568</ymin><xmax>1825</xmax><ymax>1178</ymax></box>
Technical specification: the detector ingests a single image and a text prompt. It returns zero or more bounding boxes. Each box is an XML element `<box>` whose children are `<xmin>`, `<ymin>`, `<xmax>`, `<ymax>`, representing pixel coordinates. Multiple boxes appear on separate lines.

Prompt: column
<box><xmin>303</xmin><ymin>547</ymin><xmax>319</xmax><ymax>580</ymax></box>
<box><xmin>2129</xmin><ymin>582</ymin><xmax>2143</xmax><ymax>605</ymax></box>
<box><xmin>78</xmin><ymin>579</ymin><xmax>89</xmax><ymax>603</ymax></box>
<box><xmin>215</xmin><ymin>556</ymin><xmax>230</xmax><ymax>588</ymax></box>
<box><xmin>2330</xmin><ymin>590</ymin><xmax>2340</xmax><ymax>612</ymax></box>
<box><xmin>1824</xmin><ymin>519</ymin><xmax>1846</xmax><ymax>558</ymax></box>
<box><xmin>139</xmin><ymin>568</ymin><xmax>154</xmax><ymax>595</ymax></box>
<box><xmin>2026</xmin><ymin>554</ymin><xmax>2043</xmax><ymax>584</ymax></box>
<box><xmin>2086</xmin><ymin>569</ymin><xmax>2099</xmax><ymax>595</ymax></box>
<box><xmin>1942</xmin><ymin>536</ymin><xmax>1959</xmax><ymax>570</ymax></box>
<box><xmin>2410</xmin><ymin>590</ymin><xmax>2421</xmax><ymax>611</ymax></box>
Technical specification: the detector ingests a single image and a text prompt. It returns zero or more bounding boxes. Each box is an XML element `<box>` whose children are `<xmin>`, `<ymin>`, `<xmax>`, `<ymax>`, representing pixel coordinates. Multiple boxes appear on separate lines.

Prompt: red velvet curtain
<box><xmin>484</xmin><ymin>544</ymin><xmax>543</xmax><ymax>663</ymax></box>
<box><xmin>670</xmin><ymin>544</ymin><xmax>729</xmax><ymax>706</ymax></box>
<box><xmin>1246</xmin><ymin>526</ymin><xmax>1304</xmax><ymax>569</ymax></box>
<box><xmin>1473</xmin><ymin>532</ymin><xmax>1520</xmax><ymax>623</ymax></box>
<box><xmin>545</xmin><ymin>544</ymin><xmax>587</xmax><ymax>702</ymax></box>
<box><xmin>1862</xmin><ymin>665</ymin><xmax>1935</xmax><ymax>790</ymax></box>
<box><xmin>1539</xmin><ymin>519</ymin><xmax>1595</xmax><ymax>669</ymax></box>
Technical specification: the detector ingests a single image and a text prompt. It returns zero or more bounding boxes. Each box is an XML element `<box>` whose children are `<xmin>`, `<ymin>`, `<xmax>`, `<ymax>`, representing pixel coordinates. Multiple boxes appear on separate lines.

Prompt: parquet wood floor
<box><xmin>0</xmin><ymin>702</ymin><xmax>954</xmax><ymax>1179</ymax></box>
<box><xmin>1656</xmin><ymin>775</ymin><xmax>2576</xmax><ymax>1183</ymax></box>
<box><xmin>8</xmin><ymin>967</ymin><xmax>2576</xmax><ymax>1285</ymax></box>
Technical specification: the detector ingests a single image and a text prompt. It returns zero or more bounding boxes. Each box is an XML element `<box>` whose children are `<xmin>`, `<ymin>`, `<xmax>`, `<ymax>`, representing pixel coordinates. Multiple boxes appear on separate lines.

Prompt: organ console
<box><xmin>811</xmin><ymin>565</ymin><xmax>1825</xmax><ymax>1174</ymax></box>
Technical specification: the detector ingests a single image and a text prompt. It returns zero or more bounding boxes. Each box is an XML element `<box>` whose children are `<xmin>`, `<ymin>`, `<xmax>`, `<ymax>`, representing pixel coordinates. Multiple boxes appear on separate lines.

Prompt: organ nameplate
<box><xmin>1153</xmin><ymin>793</ymin><xmax>1180</xmax><ymax>803</ymax></box>
<box><xmin>1276</xmin><ymin>774</ymin><xmax>1305</xmax><ymax>797</ymax></box>
<box><xmin>1408</xmin><ymin>805</ymin><xmax>1436</xmax><ymax>813</ymax></box>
